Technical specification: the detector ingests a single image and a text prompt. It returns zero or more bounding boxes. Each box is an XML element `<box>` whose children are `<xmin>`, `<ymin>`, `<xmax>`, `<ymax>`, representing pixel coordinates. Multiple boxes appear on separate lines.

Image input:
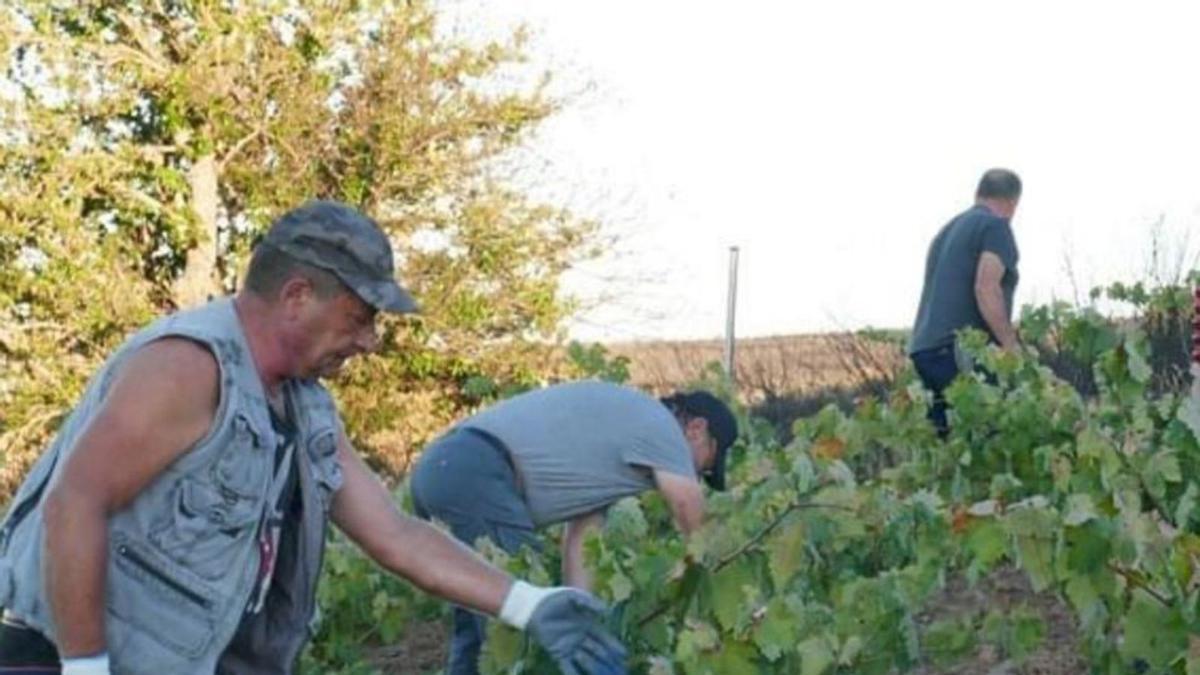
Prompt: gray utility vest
<box><xmin>0</xmin><ymin>298</ymin><xmax>345</xmax><ymax>674</ymax></box>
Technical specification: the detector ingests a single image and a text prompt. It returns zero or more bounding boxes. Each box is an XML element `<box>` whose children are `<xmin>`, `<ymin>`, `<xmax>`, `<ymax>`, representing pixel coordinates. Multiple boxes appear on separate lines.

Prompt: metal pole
<box><xmin>723</xmin><ymin>246</ymin><xmax>740</xmax><ymax>378</ymax></box>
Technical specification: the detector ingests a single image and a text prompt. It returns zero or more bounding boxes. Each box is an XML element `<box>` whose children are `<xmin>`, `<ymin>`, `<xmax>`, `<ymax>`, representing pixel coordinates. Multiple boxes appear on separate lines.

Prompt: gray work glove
<box><xmin>499</xmin><ymin>581</ymin><xmax>627</xmax><ymax>675</ymax></box>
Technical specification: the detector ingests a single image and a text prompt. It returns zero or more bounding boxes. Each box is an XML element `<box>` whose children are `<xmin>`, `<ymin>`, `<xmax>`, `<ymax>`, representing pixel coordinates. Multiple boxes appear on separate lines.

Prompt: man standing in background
<box><xmin>909</xmin><ymin>168</ymin><xmax>1022</xmax><ymax>434</ymax></box>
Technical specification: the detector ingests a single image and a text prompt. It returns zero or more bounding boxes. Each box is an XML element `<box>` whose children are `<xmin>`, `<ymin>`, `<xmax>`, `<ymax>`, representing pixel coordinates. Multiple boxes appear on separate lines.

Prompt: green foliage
<box><xmin>1019</xmin><ymin>276</ymin><xmax>1194</xmax><ymax>398</ymax></box>
<box><xmin>7</xmin><ymin>1</ymin><xmax>1200</xmax><ymax>673</ymax></box>
<box><xmin>0</xmin><ymin>0</ymin><xmax>598</xmax><ymax>492</ymax></box>
<box><xmin>566</xmin><ymin>341</ymin><xmax>631</xmax><ymax>384</ymax></box>
<box><xmin>301</xmin><ymin>533</ymin><xmax>445</xmax><ymax>674</ymax></box>
<box><xmin>460</xmin><ymin>286</ymin><xmax>1200</xmax><ymax>674</ymax></box>
<box><xmin>301</xmin><ymin>484</ymin><xmax>446</xmax><ymax>673</ymax></box>
<box><xmin>6</xmin><ymin>5</ymin><xmax>1200</xmax><ymax>668</ymax></box>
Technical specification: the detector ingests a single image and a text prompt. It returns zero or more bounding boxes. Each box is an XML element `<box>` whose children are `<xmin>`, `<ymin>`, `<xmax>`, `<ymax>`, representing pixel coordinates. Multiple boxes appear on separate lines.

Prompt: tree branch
<box><xmin>112</xmin><ymin>10</ymin><xmax>169</xmax><ymax>68</ymax></box>
<box><xmin>115</xmin><ymin>185</ymin><xmax>166</xmax><ymax>213</ymax></box>
<box><xmin>218</xmin><ymin>126</ymin><xmax>264</xmax><ymax>173</ymax></box>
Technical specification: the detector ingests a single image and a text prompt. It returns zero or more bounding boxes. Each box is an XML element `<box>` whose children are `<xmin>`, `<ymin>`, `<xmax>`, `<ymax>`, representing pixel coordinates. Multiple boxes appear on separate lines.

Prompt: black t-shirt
<box><xmin>230</xmin><ymin>404</ymin><xmax>299</xmax><ymax>627</ymax></box>
<box><xmin>909</xmin><ymin>204</ymin><xmax>1019</xmax><ymax>353</ymax></box>
<box><xmin>269</xmin><ymin>406</ymin><xmax>299</xmax><ymax>508</ymax></box>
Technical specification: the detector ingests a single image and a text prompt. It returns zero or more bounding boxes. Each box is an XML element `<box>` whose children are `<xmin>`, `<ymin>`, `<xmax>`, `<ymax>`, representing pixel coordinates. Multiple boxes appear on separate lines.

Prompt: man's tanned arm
<box><xmin>975</xmin><ymin>252</ymin><xmax>1019</xmax><ymax>351</ymax></box>
<box><xmin>43</xmin><ymin>339</ymin><xmax>218</xmax><ymax>657</ymax></box>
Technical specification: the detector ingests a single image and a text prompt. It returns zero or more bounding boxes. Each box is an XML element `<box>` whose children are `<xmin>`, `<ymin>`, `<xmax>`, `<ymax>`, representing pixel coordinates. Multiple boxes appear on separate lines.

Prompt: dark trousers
<box><xmin>911</xmin><ymin>345</ymin><xmax>959</xmax><ymax>437</ymax></box>
<box><xmin>0</xmin><ymin>618</ymin><xmax>59</xmax><ymax>674</ymax></box>
<box><xmin>410</xmin><ymin>428</ymin><xmax>538</xmax><ymax>675</ymax></box>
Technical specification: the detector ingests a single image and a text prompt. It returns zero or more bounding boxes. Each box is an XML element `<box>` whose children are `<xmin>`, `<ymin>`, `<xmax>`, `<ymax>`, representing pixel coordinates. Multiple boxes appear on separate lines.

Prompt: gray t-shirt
<box><xmin>909</xmin><ymin>204</ymin><xmax>1019</xmax><ymax>354</ymax></box>
<box><xmin>463</xmin><ymin>381</ymin><xmax>697</xmax><ymax>527</ymax></box>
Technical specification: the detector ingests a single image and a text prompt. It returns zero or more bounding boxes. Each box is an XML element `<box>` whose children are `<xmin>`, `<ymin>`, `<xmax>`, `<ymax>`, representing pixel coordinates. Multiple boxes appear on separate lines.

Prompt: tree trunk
<box><xmin>171</xmin><ymin>154</ymin><xmax>221</xmax><ymax>308</ymax></box>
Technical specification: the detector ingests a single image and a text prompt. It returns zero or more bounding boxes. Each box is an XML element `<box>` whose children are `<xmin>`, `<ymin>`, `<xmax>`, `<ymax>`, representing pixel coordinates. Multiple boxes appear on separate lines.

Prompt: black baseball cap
<box><xmin>662</xmin><ymin>390</ymin><xmax>739</xmax><ymax>491</ymax></box>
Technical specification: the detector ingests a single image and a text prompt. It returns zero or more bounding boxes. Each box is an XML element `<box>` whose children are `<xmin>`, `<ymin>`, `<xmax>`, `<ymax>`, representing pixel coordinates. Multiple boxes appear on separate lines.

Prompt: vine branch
<box><xmin>636</xmin><ymin>484</ymin><xmax>841</xmax><ymax>627</ymax></box>
<box><xmin>1107</xmin><ymin>562</ymin><xmax>1173</xmax><ymax>607</ymax></box>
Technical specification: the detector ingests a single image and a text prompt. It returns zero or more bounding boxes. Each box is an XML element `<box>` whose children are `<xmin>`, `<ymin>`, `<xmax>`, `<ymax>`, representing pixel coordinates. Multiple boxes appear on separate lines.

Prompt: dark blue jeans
<box><xmin>911</xmin><ymin>345</ymin><xmax>959</xmax><ymax>437</ymax></box>
<box><xmin>410</xmin><ymin>428</ymin><xmax>538</xmax><ymax>675</ymax></box>
<box><xmin>0</xmin><ymin>617</ymin><xmax>59</xmax><ymax>673</ymax></box>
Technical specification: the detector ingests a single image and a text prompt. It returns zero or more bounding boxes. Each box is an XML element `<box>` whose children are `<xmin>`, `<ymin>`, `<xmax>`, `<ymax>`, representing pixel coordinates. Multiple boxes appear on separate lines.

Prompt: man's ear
<box><xmin>685</xmin><ymin>416</ymin><xmax>709</xmax><ymax>440</ymax></box>
<box><xmin>278</xmin><ymin>276</ymin><xmax>314</xmax><ymax>317</ymax></box>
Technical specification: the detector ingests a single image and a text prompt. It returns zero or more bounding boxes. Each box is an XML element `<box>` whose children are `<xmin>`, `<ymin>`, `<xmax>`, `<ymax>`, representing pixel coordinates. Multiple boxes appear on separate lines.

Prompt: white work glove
<box><xmin>500</xmin><ymin>580</ymin><xmax>626</xmax><ymax>675</ymax></box>
<box><xmin>61</xmin><ymin>653</ymin><xmax>111</xmax><ymax>675</ymax></box>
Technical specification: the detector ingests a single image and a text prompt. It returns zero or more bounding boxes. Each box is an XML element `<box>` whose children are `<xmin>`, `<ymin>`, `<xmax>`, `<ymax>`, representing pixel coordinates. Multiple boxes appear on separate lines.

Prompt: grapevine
<box><xmin>479</xmin><ymin>295</ymin><xmax>1200</xmax><ymax>674</ymax></box>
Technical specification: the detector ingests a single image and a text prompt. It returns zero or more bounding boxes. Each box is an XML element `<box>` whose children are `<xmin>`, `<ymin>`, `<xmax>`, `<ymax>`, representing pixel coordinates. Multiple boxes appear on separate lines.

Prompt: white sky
<box><xmin>450</xmin><ymin>1</ymin><xmax>1200</xmax><ymax>342</ymax></box>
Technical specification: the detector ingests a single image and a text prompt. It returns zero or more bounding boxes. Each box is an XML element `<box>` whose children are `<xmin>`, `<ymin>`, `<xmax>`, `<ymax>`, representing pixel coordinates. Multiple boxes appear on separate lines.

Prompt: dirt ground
<box><xmin>369</xmin><ymin>619</ymin><xmax>448</xmax><ymax>674</ymax></box>
<box><xmin>912</xmin><ymin>566</ymin><xmax>1087</xmax><ymax>675</ymax></box>
<box><xmin>371</xmin><ymin>566</ymin><xmax>1086</xmax><ymax>675</ymax></box>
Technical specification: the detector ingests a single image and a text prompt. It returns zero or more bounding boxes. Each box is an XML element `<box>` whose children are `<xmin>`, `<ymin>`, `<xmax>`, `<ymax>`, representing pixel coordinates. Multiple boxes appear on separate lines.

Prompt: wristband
<box><xmin>498</xmin><ymin>580</ymin><xmax>557</xmax><ymax>630</ymax></box>
<box><xmin>61</xmin><ymin>653</ymin><xmax>110</xmax><ymax>675</ymax></box>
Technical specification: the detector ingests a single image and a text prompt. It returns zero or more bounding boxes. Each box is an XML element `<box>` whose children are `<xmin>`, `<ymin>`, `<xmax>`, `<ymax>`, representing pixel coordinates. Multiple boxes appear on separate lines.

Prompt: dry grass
<box><xmin>604</xmin><ymin>332</ymin><xmax>908</xmax><ymax>437</ymax></box>
<box><xmin>608</xmin><ymin>332</ymin><xmax>906</xmax><ymax>401</ymax></box>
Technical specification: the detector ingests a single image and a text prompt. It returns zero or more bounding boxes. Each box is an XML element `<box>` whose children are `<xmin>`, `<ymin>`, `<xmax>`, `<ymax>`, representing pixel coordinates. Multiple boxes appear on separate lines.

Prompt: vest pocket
<box><xmin>307</xmin><ymin>428</ymin><xmax>343</xmax><ymax>513</ymax></box>
<box><xmin>214</xmin><ymin>414</ymin><xmax>270</xmax><ymax>498</ymax></box>
<box><xmin>108</xmin><ymin>537</ymin><xmax>216</xmax><ymax>658</ymax></box>
<box><xmin>150</xmin><ymin>477</ymin><xmax>261</xmax><ymax>580</ymax></box>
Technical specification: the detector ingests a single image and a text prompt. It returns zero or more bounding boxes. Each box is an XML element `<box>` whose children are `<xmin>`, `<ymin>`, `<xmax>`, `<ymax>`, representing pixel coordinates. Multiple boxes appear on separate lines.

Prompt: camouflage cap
<box><xmin>262</xmin><ymin>200</ymin><xmax>418</xmax><ymax>314</ymax></box>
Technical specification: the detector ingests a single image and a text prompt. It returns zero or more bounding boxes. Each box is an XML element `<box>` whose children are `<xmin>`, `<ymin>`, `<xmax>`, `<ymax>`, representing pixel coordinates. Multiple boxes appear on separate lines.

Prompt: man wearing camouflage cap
<box><xmin>0</xmin><ymin>201</ymin><xmax>626</xmax><ymax>675</ymax></box>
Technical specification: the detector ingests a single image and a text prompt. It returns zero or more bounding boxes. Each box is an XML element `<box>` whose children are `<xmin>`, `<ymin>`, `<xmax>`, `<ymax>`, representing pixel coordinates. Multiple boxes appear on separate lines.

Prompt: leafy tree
<box><xmin>0</xmin><ymin>0</ymin><xmax>597</xmax><ymax>491</ymax></box>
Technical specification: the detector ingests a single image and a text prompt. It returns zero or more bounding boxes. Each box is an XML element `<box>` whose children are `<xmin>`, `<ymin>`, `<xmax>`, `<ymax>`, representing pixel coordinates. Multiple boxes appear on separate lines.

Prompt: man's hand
<box><xmin>500</xmin><ymin>581</ymin><xmax>627</xmax><ymax>674</ymax></box>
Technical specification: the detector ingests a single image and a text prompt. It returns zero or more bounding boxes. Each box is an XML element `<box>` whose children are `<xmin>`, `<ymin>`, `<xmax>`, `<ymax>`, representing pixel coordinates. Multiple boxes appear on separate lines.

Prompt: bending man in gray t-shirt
<box><xmin>410</xmin><ymin>380</ymin><xmax>738</xmax><ymax>675</ymax></box>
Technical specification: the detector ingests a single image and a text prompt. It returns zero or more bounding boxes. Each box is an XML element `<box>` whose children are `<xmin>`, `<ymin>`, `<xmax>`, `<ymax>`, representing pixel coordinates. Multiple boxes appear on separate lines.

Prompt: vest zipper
<box><xmin>117</xmin><ymin>545</ymin><xmax>212</xmax><ymax>610</ymax></box>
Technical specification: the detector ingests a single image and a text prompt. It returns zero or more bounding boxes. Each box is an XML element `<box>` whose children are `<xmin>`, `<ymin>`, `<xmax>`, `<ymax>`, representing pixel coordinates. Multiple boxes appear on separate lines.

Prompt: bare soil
<box><xmin>911</xmin><ymin>565</ymin><xmax>1087</xmax><ymax>675</ymax></box>
<box><xmin>368</xmin><ymin>619</ymin><xmax>448</xmax><ymax>675</ymax></box>
<box><xmin>369</xmin><ymin>567</ymin><xmax>1087</xmax><ymax>674</ymax></box>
